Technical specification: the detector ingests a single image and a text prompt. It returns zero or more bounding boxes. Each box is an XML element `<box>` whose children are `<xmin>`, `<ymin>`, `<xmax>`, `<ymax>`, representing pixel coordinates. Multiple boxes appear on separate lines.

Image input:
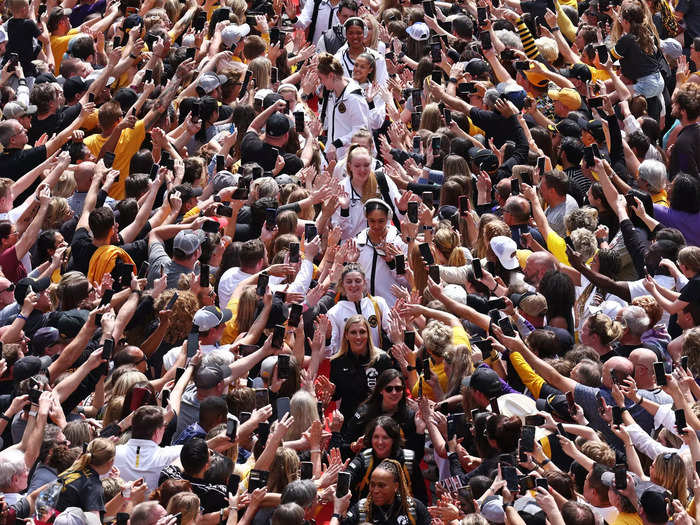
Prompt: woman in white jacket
<box><xmin>332</xmin><ymin>145</ymin><xmax>403</xmax><ymax>240</ymax></box>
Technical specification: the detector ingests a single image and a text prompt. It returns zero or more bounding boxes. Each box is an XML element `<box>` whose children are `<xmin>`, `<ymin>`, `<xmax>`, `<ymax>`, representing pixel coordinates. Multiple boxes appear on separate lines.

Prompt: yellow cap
<box><xmin>547</xmin><ymin>87</ymin><xmax>582</xmax><ymax>110</ymax></box>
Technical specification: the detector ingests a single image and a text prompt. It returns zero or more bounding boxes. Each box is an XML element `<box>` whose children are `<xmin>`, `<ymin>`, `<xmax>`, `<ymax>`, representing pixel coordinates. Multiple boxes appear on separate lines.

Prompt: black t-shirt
<box><xmin>680</xmin><ymin>275</ymin><xmax>700</xmax><ymax>304</ymax></box>
<box><xmin>240</xmin><ymin>131</ymin><xmax>303</xmax><ymax>174</ymax></box>
<box><xmin>29</xmin><ymin>104</ymin><xmax>82</xmax><ymax>145</ymax></box>
<box><xmin>0</xmin><ymin>146</ymin><xmax>48</xmax><ymax>202</ymax></box>
<box><xmin>614</xmin><ymin>34</ymin><xmax>660</xmax><ymax>81</ymax></box>
<box><xmin>5</xmin><ymin>19</ymin><xmax>40</xmax><ymax>75</ymax></box>
<box><xmin>68</xmin><ymin>227</ymin><xmax>148</xmax><ymax>275</ymax></box>
<box><xmin>468</xmin><ymin>108</ymin><xmax>512</xmax><ymax>148</ymax></box>
<box><xmin>56</xmin><ymin>465</ymin><xmax>105</xmax><ymax>512</ymax></box>
<box><xmin>158</xmin><ymin>466</ymin><xmax>228</xmax><ymax>513</ymax></box>
<box><xmin>669</xmin><ymin>123</ymin><xmax>699</xmax><ymax>179</ymax></box>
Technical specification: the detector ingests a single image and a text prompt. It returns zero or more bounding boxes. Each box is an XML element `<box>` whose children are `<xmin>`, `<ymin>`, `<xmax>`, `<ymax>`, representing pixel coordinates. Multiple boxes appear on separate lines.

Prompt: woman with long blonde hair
<box><xmin>650</xmin><ymin>452</ymin><xmax>688</xmax><ymax>506</ymax></box>
<box><xmin>267</xmin><ymin>447</ymin><xmax>300</xmax><ymax>493</ymax></box>
<box><xmin>55</xmin><ymin>438</ymin><xmax>115</xmax><ymax>513</ymax></box>
<box><xmin>285</xmin><ymin>390</ymin><xmax>320</xmax><ymax>441</ymax></box>
<box><xmin>166</xmin><ymin>492</ymin><xmax>201</xmax><ymax>525</ymax></box>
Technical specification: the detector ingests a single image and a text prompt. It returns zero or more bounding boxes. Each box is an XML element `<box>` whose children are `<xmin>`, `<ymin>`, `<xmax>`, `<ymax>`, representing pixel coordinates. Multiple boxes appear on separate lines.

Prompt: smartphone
<box><xmin>395</xmin><ymin>254</ymin><xmax>406</xmax><ymax>274</ymax></box>
<box><xmin>447</xmin><ymin>414</ymin><xmax>457</xmax><ymax>440</ymax></box>
<box><xmin>254</xmin><ymin>388</ymin><xmax>269</xmax><ymax>409</ymax></box>
<box><xmin>524</xmin><ymin>414</ymin><xmax>545</xmax><ymax>426</ymax></box>
<box><xmin>187</xmin><ymin>329</ymin><xmax>199</xmax><ymax>358</ymax></box>
<box><xmin>515</xmin><ymin>60</ymin><xmax>530</xmax><ymax>70</ymax></box>
<box><xmin>272</xmin><ymin>324</ymin><xmax>285</xmax><ymax>348</ymax></box>
<box><xmin>288</xmin><ymin>303</ymin><xmax>303</xmax><ymax>328</ymax></box>
<box><xmin>423</xmin><ymin>358</ymin><xmax>431</xmax><ymax>380</ymax></box>
<box><xmin>199</xmin><ymin>263</ymin><xmax>210</xmax><ymax>288</ymax></box>
<box><xmin>536</xmin><ymin>477</ymin><xmax>549</xmax><ymax>490</ymax></box>
<box><xmin>256</xmin><ymin>422</ymin><xmax>270</xmax><ymax>445</ymax></box>
<box><xmin>239</xmin><ymin>411</ymin><xmax>252</xmax><ymax>424</ymax></box>
<box><xmin>431</xmin><ymin>135</ymin><xmax>441</xmax><ymax>154</ymax></box>
<box><xmin>226</xmin><ymin>415</ymin><xmax>239</xmax><ymax>440</ymax></box>
<box><xmin>227</xmin><ymin>474</ymin><xmax>240</xmax><ymax>495</ymax></box>
<box><xmin>292</xmin><ymin>111</ymin><xmax>305</xmax><ymax>133</ymax></box>
<box><xmin>238</xmin><ymin>70</ymin><xmax>252</xmax><ymax>99</ymax></box>
<box><xmin>479</xmin><ymin>31</ymin><xmax>492</xmax><ymax>50</ymax></box>
<box><xmin>255</xmin><ymin>272</ymin><xmax>269</xmax><ymax>297</ymax></box>
<box><xmin>566</xmin><ymin>391</ymin><xmax>576</xmax><ymax>414</ymax></box>
<box><xmin>193</xmin><ymin>10</ymin><xmax>207</xmax><ymax>31</ymax></box>
<box><xmin>490</xmin><ymin>396</ymin><xmax>500</xmax><ymax>414</ymax></box>
<box><xmin>511</xmin><ymin>178</ymin><xmax>520</xmax><ymax>196</ymax></box>
<box><xmin>502</xmin><ymin>465</ymin><xmax>519</xmax><ymax>492</ymax></box>
<box><xmin>429</xmin><ymin>264</ymin><xmax>441</xmax><ymax>284</ymax></box>
<box><xmin>498</xmin><ymin>317</ymin><xmax>516</xmax><ymax>337</ymax></box>
<box><xmin>591</xmin><ymin>143</ymin><xmax>601</xmax><ymax>159</ymax></box>
<box><xmin>317</xmin><ymin>402</ymin><xmax>324</xmax><ymax>420</ymax></box>
<box><xmin>130</xmin><ymin>386</ymin><xmax>150</xmax><ymax>411</ymax></box>
<box><xmin>472</xmin><ymin>338</ymin><xmax>493</xmax><ymax>354</ymax></box>
<box><xmin>675</xmin><ymin>409</ymin><xmax>687</xmax><ymax>434</ymax></box>
<box><xmin>589</xmin><ymin>96</ymin><xmax>604</xmax><ymax>108</ymax></box>
<box><xmin>488</xmin><ymin>308</ymin><xmax>501</xmax><ymax>325</ymax></box>
<box><xmin>654</xmin><ymin>362</ymin><xmax>667</xmax><ymax>386</ymax></box>
<box><xmin>116</xmin><ymin>513</ymin><xmax>129</xmax><ymax>525</ymax></box>
<box><xmin>611</xmin><ymin>405</ymin><xmax>623</xmax><ymax>427</ymax></box>
<box><xmin>232</xmin><ymin>187</ymin><xmax>249</xmax><ymax>200</ymax></box>
<box><xmin>186</xmin><ymin>47</ymin><xmax>196</xmax><ymax>60</ymax></box>
<box><xmin>404</xmin><ymin>330</ymin><xmax>416</xmax><ymax>350</ymax></box>
<box><xmin>696</xmin><ymin>461</ymin><xmax>700</xmax><ymax>477</ymax></box>
<box><xmin>423</xmin><ymin>0</ymin><xmax>434</xmax><ymax>16</ymax></box>
<box><xmin>407</xmin><ymin>201</ymin><xmax>419</xmax><ymax>223</ymax></box>
<box><xmin>265</xmin><ymin>208</ymin><xmax>277</xmax><ymax>230</ymax></box>
<box><xmin>486</xmin><ymin>297</ymin><xmax>507</xmax><ymax>310</ymax></box>
<box><xmin>102</xmin><ymin>338</ymin><xmax>114</xmax><ymax>360</ymax></box>
<box><xmin>584</xmin><ymin>146</ymin><xmax>595</xmax><ymax>168</ymax></box>
<box><xmin>289</xmin><ymin>242</ymin><xmax>300</xmax><ymax>263</ymax></box>
<box><xmin>248</xmin><ymin>469</ymin><xmax>269</xmax><ymax>491</ymax></box>
<box><xmin>28</xmin><ymin>388</ymin><xmax>41</xmax><ymax>404</ymax></box>
<box><xmin>596</xmin><ymin>44</ymin><xmax>609</xmax><ymax>63</ymax></box>
<box><xmin>411</xmin><ymin>111</ymin><xmax>421</xmax><ymax>130</ymax></box>
<box><xmin>336</xmin><ymin>471</ymin><xmax>351</xmax><ymax>497</ymax></box>
<box><xmin>175</xmin><ymin>367</ymin><xmax>185</xmax><ymax>384</ymax></box>
<box><xmin>444</xmin><ymin>108</ymin><xmax>452</xmax><ymax>125</ymax></box>
<box><xmin>113</xmin><ymin>36</ymin><xmax>122</xmax><ymax>48</ymax></box>
<box><xmin>521</xmin><ymin>425</ymin><xmax>536</xmax><ymax>452</ymax></box>
<box><xmin>681</xmin><ymin>355</ymin><xmax>689</xmax><ymax>371</ymax></box>
<box><xmin>270</xmin><ymin>66</ymin><xmax>278</xmax><ymax>84</ymax></box>
<box><xmin>418</xmin><ymin>243</ymin><xmax>434</xmax><ymax>265</ymax></box>
<box><xmin>477</xmin><ymin>6</ymin><xmax>488</xmax><ymax>25</ymax></box>
<box><xmin>614</xmin><ymin>464</ymin><xmax>627</xmax><ymax>489</ymax></box>
<box><xmin>300</xmin><ymin>461</ymin><xmax>313</xmax><ymax>480</ymax></box>
<box><xmin>274</xmin><ymin>290</ymin><xmax>287</xmax><ymax>303</ymax></box>
<box><xmin>276</xmin><ymin>396</ymin><xmax>291</xmax><ymax>419</ymax></box>
<box><xmin>164</xmin><ymin>293</ymin><xmax>179</xmax><ymax>311</ymax></box>
<box><xmin>103</xmin><ymin>152</ymin><xmax>116</xmax><ymax>169</ymax></box>
<box><xmin>520</xmin><ymin>475</ymin><xmax>536</xmax><ymax>492</ymax></box>
<box><xmin>431</xmin><ymin>69</ymin><xmax>442</xmax><ymax>84</ymax></box>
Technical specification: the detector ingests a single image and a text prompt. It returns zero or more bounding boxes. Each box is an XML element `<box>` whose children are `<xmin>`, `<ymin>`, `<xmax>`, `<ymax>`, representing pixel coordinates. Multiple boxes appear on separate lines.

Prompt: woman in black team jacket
<box><xmin>330</xmin><ymin>314</ymin><xmax>394</xmax><ymax>428</ymax></box>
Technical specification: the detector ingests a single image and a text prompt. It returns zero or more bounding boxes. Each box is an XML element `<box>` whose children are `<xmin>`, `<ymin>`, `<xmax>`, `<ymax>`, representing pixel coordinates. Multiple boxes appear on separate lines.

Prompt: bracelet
<box><xmin>448</xmin><ymin>77</ymin><xmax>458</xmax><ymax>84</ymax></box>
<box><xmin>129</xmin><ymin>54</ymin><xmax>138</xmax><ymax>60</ymax></box>
<box><xmin>332</xmin><ymin>513</ymin><xmax>343</xmax><ymax>520</ymax></box>
<box><xmin>310</xmin><ymin>449</ymin><xmax>321</xmax><ymax>453</ymax></box>
<box><xmin>0</xmin><ymin>413</ymin><xmax>10</xmax><ymax>422</ymax></box>
<box><xmin>406</xmin><ymin>365</ymin><xmax>416</xmax><ymax>371</ymax></box>
<box><xmin>490</xmin><ymin>282</ymin><xmax>498</xmax><ymax>293</ymax></box>
<box><xmin>503</xmin><ymin>502</ymin><xmax>513</xmax><ymax>509</ymax></box>
<box><xmin>551</xmin><ymin>26</ymin><xmax>560</xmax><ymax>32</ymax></box>
<box><xmin>539</xmin><ymin>458</ymin><xmax>551</xmax><ymax>467</ymax></box>
<box><xmin>28</xmin><ymin>410</ymin><xmax>38</xmax><ymax>418</ymax></box>
<box><xmin>17</xmin><ymin>313</ymin><xmax>28</xmax><ymax>322</ymax></box>
<box><xmin>404</xmin><ymin>236</ymin><xmax>413</xmax><ymax>243</ymax></box>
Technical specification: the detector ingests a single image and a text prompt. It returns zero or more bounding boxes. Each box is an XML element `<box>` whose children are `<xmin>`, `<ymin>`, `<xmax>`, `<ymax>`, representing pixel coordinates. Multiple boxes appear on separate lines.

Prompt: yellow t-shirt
<box><xmin>51</xmin><ymin>29</ymin><xmax>81</xmax><ymax>74</ymax></box>
<box><xmin>83</xmin><ymin>119</ymin><xmax>146</xmax><ymax>200</ymax></box>
<box><xmin>546</xmin><ymin>230</ymin><xmax>570</xmax><ymax>266</ymax></box>
<box><xmin>410</xmin><ymin>359</ymin><xmax>448</xmax><ymax>402</ymax></box>
<box><xmin>652</xmin><ymin>189</ymin><xmax>669</xmax><ymax>207</ymax></box>
<box><xmin>221</xmin><ymin>296</ymin><xmax>241</xmax><ymax>345</ymax></box>
<box><xmin>612</xmin><ymin>513</ymin><xmax>642</xmax><ymax>525</ymax></box>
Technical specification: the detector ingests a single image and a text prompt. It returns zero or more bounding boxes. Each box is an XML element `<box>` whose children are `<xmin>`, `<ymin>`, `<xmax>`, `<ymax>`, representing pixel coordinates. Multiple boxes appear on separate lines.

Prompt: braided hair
<box><xmin>362</xmin><ymin>459</ymin><xmax>414</xmax><ymax>522</ymax></box>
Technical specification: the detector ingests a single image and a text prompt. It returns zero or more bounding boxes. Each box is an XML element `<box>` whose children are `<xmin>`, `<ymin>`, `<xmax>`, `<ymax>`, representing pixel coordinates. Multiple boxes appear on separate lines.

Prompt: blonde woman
<box><xmin>56</xmin><ymin>438</ymin><xmax>116</xmax><ymax>515</ymax></box>
<box><xmin>267</xmin><ymin>447</ymin><xmax>300</xmax><ymax>493</ymax></box>
<box><xmin>248</xmin><ymin>57</ymin><xmax>272</xmax><ymax>90</ymax></box>
<box><xmin>332</xmin><ymin>145</ymin><xmax>404</xmax><ymax>241</ymax></box>
<box><xmin>285</xmin><ymin>390</ymin><xmax>320</xmax><ymax>441</ymax></box>
<box><xmin>166</xmin><ymin>492</ymin><xmax>201</xmax><ymax>525</ymax></box>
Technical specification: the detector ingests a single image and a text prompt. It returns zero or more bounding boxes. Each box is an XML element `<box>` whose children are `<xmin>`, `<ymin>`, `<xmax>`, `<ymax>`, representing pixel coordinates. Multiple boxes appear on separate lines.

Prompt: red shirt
<box><xmin>0</xmin><ymin>246</ymin><xmax>27</xmax><ymax>283</ymax></box>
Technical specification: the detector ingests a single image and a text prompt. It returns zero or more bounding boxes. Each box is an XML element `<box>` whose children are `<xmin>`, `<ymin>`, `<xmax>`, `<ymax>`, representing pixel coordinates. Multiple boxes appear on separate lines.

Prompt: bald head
<box><xmin>629</xmin><ymin>348</ymin><xmax>657</xmax><ymax>368</ymax></box>
<box><xmin>503</xmin><ymin>196</ymin><xmax>531</xmax><ymax>224</ymax></box>
<box><xmin>524</xmin><ymin>251</ymin><xmax>559</xmax><ymax>288</ymax></box>
<box><xmin>602</xmin><ymin>356</ymin><xmax>633</xmax><ymax>389</ymax></box>
<box><xmin>74</xmin><ymin>162</ymin><xmax>96</xmax><ymax>192</ymax></box>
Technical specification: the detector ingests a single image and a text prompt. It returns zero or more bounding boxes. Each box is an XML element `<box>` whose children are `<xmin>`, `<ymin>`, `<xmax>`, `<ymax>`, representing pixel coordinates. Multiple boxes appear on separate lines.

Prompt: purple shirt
<box><xmin>653</xmin><ymin>204</ymin><xmax>700</xmax><ymax>247</ymax></box>
<box><xmin>69</xmin><ymin>0</ymin><xmax>106</xmax><ymax>26</ymax></box>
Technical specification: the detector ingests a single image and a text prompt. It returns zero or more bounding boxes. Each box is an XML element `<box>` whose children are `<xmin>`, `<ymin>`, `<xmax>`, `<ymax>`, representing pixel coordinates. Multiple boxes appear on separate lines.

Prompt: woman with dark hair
<box><xmin>214</xmin><ymin>241</ymin><xmax>242</xmax><ymax>297</ymax></box>
<box><xmin>185</xmin><ymin>96</ymin><xmax>221</xmax><ymax>152</ymax></box>
<box><xmin>652</xmin><ymin>173</ymin><xmax>700</xmax><ymax>247</ymax></box>
<box><xmin>341</xmin><ymin>459</ymin><xmax>430</xmax><ymax>525</ymax></box>
<box><xmin>352</xmin><ymin>53</ymin><xmax>387</xmax><ymax>132</ymax></box>
<box><xmin>539</xmin><ymin>270</ymin><xmax>576</xmax><ymax>335</ymax></box>
<box><xmin>334</xmin><ymin>18</ymin><xmax>388</xmax><ymax>88</ymax></box>
<box><xmin>345</xmin><ymin>415</ymin><xmax>427</xmax><ymax>503</ymax></box>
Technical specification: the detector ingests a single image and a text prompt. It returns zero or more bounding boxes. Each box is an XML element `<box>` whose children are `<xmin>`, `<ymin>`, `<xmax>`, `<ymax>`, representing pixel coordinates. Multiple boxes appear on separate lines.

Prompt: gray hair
<box><xmin>0</xmin><ymin>449</ymin><xmax>26</xmax><ymax>490</ymax></box>
<box><xmin>620</xmin><ymin>306</ymin><xmax>650</xmax><ymax>337</ymax></box>
<box><xmin>130</xmin><ymin>502</ymin><xmax>166</xmax><ymax>525</ymax></box>
<box><xmin>483</xmin><ymin>88</ymin><xmax>500</xmax><ymax>110</ymax></box>
<box><xmin>570</xmin><ymin>228</ymin><xmax>597</xmax><ymax>262</ymax></box>
<box><xmin>638</xmin><ymin>159</ymin><xmax>667</xmax><ymax>193</ymax></box>
<box><xmin>281</xmin><ymin>479</ymin><xmax>317</xmax><ymax>507</ymax></box>
<box><xmin>202</xmin><ymin>348</ymin><xmax>235</xmax><ymax>368</ymax></box>
<box><xmin>253</xmin><ymin>177</ymin><xmax>280</xmax><ymax>199</ymax></box>
<box><xmin>493</xmin><ymin>30</ymin><xmax>523</xmax><ymax>50</ymax></box>
<box><xmin>0</xmin><ymin>120</ymin><xmax>20</xmax><ymax>148</ymax></box>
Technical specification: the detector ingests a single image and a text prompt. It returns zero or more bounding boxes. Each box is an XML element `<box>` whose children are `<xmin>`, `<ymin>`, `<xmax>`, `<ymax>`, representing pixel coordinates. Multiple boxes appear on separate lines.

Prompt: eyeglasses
<box><xmin>0</xmin><ymin>284</ymin><xmax>15</xmax><ymax>293</ymax></box>
<box><xmin>384</xmin><ymin>385</ymin><xmax>403</xmax><ymax>393</ymax></box>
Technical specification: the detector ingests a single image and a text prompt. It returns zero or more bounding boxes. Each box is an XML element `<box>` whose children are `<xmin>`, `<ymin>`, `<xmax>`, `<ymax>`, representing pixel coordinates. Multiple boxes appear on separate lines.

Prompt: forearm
<box><xmin>121</xmin><ymin>187</ymin><xmax>158</xmax><ymax>243</ymax></box>
<box><xmin>55</xmin><ymin>362</ymin><xmax>98</xmax><ymax>403</ymax></box>
<box><xmin>230</xmin><ymin>348</ymin><xmax>270</xmax><ymax>379</ymax></box>
<box><xmin>16</xmin><ymin>203</ymin><xmax>49</xmax><ymax>259</ymax></box>
<box><xmin>112</xmin><ymin>291</ymin><xmax>140</xmax><ymax>342</ymax></box>
<box><xmin>141</xmin><ymin>320</ymin><xmax>170</xmax><ymax>357</ymax></box>
<box><xmin>48</xmin><ymin>324</ymin><xmax>97</xmax><ymax>380</ymax></box>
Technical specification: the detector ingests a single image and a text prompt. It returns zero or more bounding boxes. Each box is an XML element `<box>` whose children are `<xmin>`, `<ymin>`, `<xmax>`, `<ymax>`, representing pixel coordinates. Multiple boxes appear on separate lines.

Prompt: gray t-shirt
<box><xmin>174</xmin><ymin>386</ymin><xmax>200</xmax><ymax>440</ymax></box>
<box><xmin>544</xmin><ymin>194</ymin><xmax>579</xmax><ymax>237</ymax></box>
<box><xmin>147</xmin><ymin>241</ymin><xmax>196</xmax><ymax>289</ymax></box>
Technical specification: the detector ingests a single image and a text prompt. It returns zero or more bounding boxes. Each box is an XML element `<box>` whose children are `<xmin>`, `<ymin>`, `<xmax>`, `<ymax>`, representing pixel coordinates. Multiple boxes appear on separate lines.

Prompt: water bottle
<box><xmin>34</xmin><ymin>481</ymin><xmax>62</xmax><ymax>524</ymax></box>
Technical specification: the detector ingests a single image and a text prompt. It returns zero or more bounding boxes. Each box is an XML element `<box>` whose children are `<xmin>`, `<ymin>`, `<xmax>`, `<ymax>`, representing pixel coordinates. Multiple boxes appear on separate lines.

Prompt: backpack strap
<box><xmin>374</xmin><ymin>172</ymin><xmax>401</xmax><ymax>229</ymax></box>
<box><xmin>357</xmin><ymin>450</ymin><xmax>375</xmax><ymax>493</ymax></box>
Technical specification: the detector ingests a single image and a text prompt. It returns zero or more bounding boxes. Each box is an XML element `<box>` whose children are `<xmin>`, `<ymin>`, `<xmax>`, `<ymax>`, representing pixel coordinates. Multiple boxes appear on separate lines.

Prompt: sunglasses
<box><xmin>0</xmin><ymin>284</ymin><xmax>15</xmax><ymax>293</ymax></box>
<box><xmin>384</xmin><ymin>385</ymin><xmax>403</xmax><ymax>393</ymax></box>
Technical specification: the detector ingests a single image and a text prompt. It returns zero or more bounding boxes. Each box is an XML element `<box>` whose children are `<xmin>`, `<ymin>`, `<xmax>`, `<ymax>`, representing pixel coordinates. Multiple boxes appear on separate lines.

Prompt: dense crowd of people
<box><xmin>0</xmin><ymin>0</ymin><xmax>698</xmax><ymax>524</ymax></box>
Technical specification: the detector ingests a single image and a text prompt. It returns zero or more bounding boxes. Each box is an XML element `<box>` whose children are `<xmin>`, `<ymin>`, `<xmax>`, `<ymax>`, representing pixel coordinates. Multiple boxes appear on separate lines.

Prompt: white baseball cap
<box><xmin>490</xmin><ymin>236</ymin><xmax>519</xmax><ymax>270</ymax></box>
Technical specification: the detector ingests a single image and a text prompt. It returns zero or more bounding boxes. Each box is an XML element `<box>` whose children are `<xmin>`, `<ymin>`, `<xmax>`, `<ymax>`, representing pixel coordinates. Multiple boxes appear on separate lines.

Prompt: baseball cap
<box><xmin>465</xmin><ymin>58</ymin><xmax>490</xmax><ymax>77</ymax></box>
<box><xmin>15</xmin><ymin>277</ymin><xmax>50</xmax><ymax>305</ymax></box>
<box><xmin>34</xmin><ymin>73</ymin><xmax>58</xmax><ymax>85</ymax></box>
<box><xmin>198</xmin><ymin>73</ymin><xmax>228</xmax><ymax>94</ymax></box>
<box><xmin>462</xmin><ymin>366</ymin><xmax>502</xmax><ymax>397</ymax></box>
<box><xmin>637</xmin><ymin>481</ymin><xmax>670</xmax><ymax>524</ymax></box>
<box><xmin>490</xmin><ymin>236</ymin><xmax>519</xmax><ymax>270</ymax></box>
<box><xmin>56</xmin><ymin>309</ymin><xmax>89</xmax><ymax>339</ymax></box>
<box><xmin>536</xmin><ymin>393</ymin><xmax>572</xmax><ymax>421</ymax></box>
<box><xmin>194</xmin><ymin>364</ymin><xmax>232</xmax><ymax>389</ymax></box>
<box><xmin>48</xmin><ymin>7</ymin><xmax>72</xmax><ymax>32</ymax></box>
<box><xmin>265</xmin><ymin>112</ymin><xmax>291</xmax><ymax>137</ymax></box>
<box><xmin>548</xmin><ymin>118</ymin><xmax>581</xmax><ymax>137</ymax></box>
<box><xmin>212</xmin><ymin>171</ymin><xmax>238</xmax><ymax>193</ymax></box>
<box><xmin>513</xmin><ymin>292</ymin><xmax>547</xmax><ymax>317</ymax></box>
<box><xmin>123</xmin><ymin>13</ymin><xmax>142</xmax><ymax>30</ymax></box>
<box><xmin>522</xmin><ymin>68</ymin><xmax>549</xmax><ymax>88</ymax></box>
<box><xmin>660</xmin><ymin>38</ymin><xmax>683</xmax><ymax>59</ymax></box>
<box><xmin>443</xmin><ymin>284</ymin><xmax>467</xmax><ymax>304</ymax></box>
<box><xmin>260</xmin><ymin>355</ymin><xmax>278</xmax><ymax>381</ymax></box>
<box><xmin>3</xmin><ymin>101</ymin><xmax>38</xmax><ymax>119</ymax></box>
<box><xmin>470</xmin><ymin>148</ymin><xmax>498</xmax><ymax>170</ymax></box>
<box><xmin>480</xmin><ymin>496</ymin><xmax>505</xmax><ymax>523</ymax></box>
<box><xmin>193</xmin><ymin>306</ymin><xmax>233</xmax><ymax>331</ymax></box>
<box><xmin>581</xmin><ymin>119</ymin><xmax>605</xmax><ymax>143</ymax></box>
<box><xmin>174</xmin><ymin>230</ymin><xmax>205</xmax><ymax>256</ymax></box>
<box><xmin>406</xmin><ymin>22</ymin><xmax>430</xmax><ymax>41</ymax></box>
<box><xmin>54</xmin><ymin>508</ymin><xmax>88</xmax><ymax>525</ymax></box>
<box><xmin>62</xmin><ymin>76</ymin><xmax>88</xmax><ymax>101</ymax></box>
<box><xmin>31</xmin><ymin>327</ymin><xmax>61</xmax><ymax>355</ymax></box>
<box><xmin>548</xmin><ymin>88</ymin><xmax>582</xmax><ymax>110</ymax></box>
<box><xmin>589</xmin><ymin>301</ymin><xmax>623</xmax><ymax>320</ymax></box>
<box><xmin>565</xmin><ymin>63</ymin><xmax>592</xmax><ymax>83</ymax></box>
<box><xmin>263</xmin><ymin>92</ymin><xmax>284</xmax><ymax>109</ymax></box>
<box><xmin>254</xmin><ymin>89</ymin><xmax>273</xmax><ymax>102</ymax></box>
<box><xmin>172</xmin><ymin>183</ymin><xmax>203</xmax><ymax>202</ymax></box>
<box><xmin>221</xmin><ymin>23</ymin><xmax>250</xmax><ymax>47</ymax></box>
<box><xmin>514</xmin><ymin>496</ymin><xmax>546</xmax><ymax>525</ymax></box>
<box><xmin>12</xmin><ymin>356</ymin><xmax>45</xmax><ymax>382</ymax></box>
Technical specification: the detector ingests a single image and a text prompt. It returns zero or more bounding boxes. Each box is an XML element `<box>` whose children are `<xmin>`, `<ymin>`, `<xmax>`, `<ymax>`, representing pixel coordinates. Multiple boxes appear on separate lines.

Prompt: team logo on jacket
<box><xmin>366</xmin><ymin>367</ymin><xmax>378</xmax><ymax>389</ymax></box>
<box><xmin>338</xmin><ymin>102</ymin><xmax>346</xmax><ymax>113</ymax></box>
<box><xmin>397</xmin><ymin>516</ymin><xmax>409</xmax><ymax>525</ymax></box>
<box><xmin>368</xmin><ymin>315</ymin><xmax>378</xmax><ymax>327</ymax></box>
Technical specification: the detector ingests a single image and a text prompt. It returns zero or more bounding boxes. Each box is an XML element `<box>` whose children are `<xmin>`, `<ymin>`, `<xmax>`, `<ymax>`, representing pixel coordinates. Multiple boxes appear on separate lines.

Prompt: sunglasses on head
<box><xmin>384</xmin><ymin>385</ymin><xmax>403</xmax><ymax>393</ymax></box>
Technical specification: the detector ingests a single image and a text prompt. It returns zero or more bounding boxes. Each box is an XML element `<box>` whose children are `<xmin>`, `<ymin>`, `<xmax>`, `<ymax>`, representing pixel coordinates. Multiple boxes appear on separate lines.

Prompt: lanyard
<box><xmin>330</xmin><ymin>82</ymin><xmax>350</xmax><ymax>143</ymax></box>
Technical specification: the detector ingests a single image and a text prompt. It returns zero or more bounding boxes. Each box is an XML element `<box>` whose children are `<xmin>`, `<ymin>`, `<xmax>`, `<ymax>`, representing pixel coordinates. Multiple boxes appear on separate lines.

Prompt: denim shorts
<box><xmin>634</xmin><ymin>71</ymin><xmax>665</xmax><ymax>98</ymax></box>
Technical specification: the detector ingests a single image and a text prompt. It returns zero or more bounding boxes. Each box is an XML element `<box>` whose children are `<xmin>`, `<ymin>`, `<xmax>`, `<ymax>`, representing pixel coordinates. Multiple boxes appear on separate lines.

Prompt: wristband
<box><xmin>448</xmin><ymin>77</ymin><xmax>458</xmax><ymax>84</ymax></box>
<box><xmin>0</xmin><ymin>414</ymin><xmax>10</xmax><ymax>422</ymax></box>
<box><xmin>367</xmin><ymin>100</ymin><xmax>375</xmax><ymax>110</ymax></box>
<box><xmin>290</xmin><ymin>16</ymin><xmax>298</xmax><ymax>23</ymax></box>
<box><xmin>332</xmin><ymin>139</ymin><xmax>343</xmax><ymax>149</ymax></box>
<box><xmin>406</xmin><ymin>365</ymin><xmax>416</xmax><ymax>371</ymax></box>
<box><xmin>404</xmin><ymin>236</ymin><xmax>413</xmax><ymax>243</ymax></box>
<box><xmin>551</xmin><ymin>26</ymin><xmax>560</xmax><ymax>32</ymax></box>
<box><xmin>301</xmin><ymin>93</ymin><xmax>311</xmax><ymax>101</ymax></box>
<box><xmin>539</xmin><ymin>458</ymin><xmax>551</xmax><ymax>466</ymax></box>
<box><xmin>490</xmin><ymin>282</ymin><xmax>498</xmax><ymax>293</ymax></box>
<box><xmin>17</xmin><ymin>313</ymin><xmax>28</xmax><ymax>322</ymax></box>
<box><xmin>503</xmin><ymin>502</ymin><xmax>514</xmax><ymax>509</ymax></box>
<box><xmin>332</xmin><ymin>514</ymin><xmax>343</xmax><ymax>520</ymax></box>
